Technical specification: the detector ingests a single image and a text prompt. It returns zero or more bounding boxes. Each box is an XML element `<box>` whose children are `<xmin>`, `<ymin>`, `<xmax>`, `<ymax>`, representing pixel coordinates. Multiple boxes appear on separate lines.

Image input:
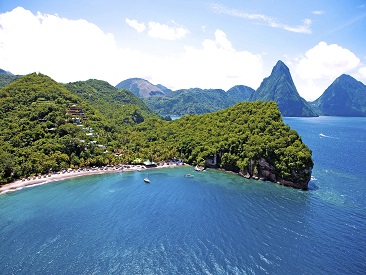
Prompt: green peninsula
<box><xmin>0</xmin><ymin>73</ymin><xmax>313</xmax><ymax>189</ymax></box>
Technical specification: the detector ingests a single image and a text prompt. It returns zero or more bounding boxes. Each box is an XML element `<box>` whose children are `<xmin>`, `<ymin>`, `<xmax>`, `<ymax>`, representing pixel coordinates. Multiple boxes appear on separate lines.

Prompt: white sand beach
<box><xmin>0</xmin><ymin>163</ymin><xmax>186</xmax><ymax>195</ymax></box>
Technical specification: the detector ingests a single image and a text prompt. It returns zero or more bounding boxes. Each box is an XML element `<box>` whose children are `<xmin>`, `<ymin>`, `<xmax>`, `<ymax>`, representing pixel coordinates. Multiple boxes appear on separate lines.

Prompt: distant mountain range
<box><xmin>2</xmin><ymin>62</ymin><xmax>366</xmax><ymax>117</ymax></box>
<box><xmin>120</xmin><ymin>61</ymin><xmax>365</xmax><ymax>117</ymax></box>
<box><xmin>311</xmin><ymin>74</ymin><xmax>366</xmax><ymax>116</ymax></box>
<box><xmin>0</xmin><ymin>69</ymin><xmax>21</xmax><ymax>87</ymax></box>
<box><xmin>0</xmin><ymin>69</ymin><xmax>12</xmax><ymax>75</ymax></box>
<box><xmin>117</xmin><ymin>61</ymin><xmax>317</xmax><ymax>117</ymax></box>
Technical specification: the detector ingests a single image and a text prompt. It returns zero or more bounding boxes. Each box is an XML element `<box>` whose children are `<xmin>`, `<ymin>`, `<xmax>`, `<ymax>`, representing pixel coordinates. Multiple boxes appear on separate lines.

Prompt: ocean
<box><xmin>0</xmin><ymin>117</ymin><xmax>365</xmax><ymax>274</ymax></box>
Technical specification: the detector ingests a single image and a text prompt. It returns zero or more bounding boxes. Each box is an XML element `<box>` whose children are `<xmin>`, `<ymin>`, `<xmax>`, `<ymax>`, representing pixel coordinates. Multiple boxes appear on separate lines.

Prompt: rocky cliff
<box><xmin>207</xmin><ymin>156</ymin><xmax>311</xmax><ymax>189</ymax></box>
<box><xmin>243</xmin><ymin>158</ymin><xmax>311</xmax><ymax>189</ymax></box>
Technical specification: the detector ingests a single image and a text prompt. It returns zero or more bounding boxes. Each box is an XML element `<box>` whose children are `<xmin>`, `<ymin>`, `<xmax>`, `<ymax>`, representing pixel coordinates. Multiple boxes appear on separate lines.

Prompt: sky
<box><xmin>0</xmin><ymin>0</ymin><xmax>365</xmax><ymax>101</ymax></box>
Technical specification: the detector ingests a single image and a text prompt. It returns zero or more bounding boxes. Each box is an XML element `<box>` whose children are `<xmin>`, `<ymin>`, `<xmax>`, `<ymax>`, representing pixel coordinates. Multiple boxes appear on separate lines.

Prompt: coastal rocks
<box><xmin>233</xmin><ymin>157</ymin><xmax>311</xmax><ymax>189</ymax></box>
<box><xmin>246</xmin><ymin>158</ymin><xmax>311</xmax><ymax>189</ymax></box>
<box><xmin>256</xmin><ymin>158</ymin><xmax>277</xmax><ymax>182</ymax></box>
<box><xmin>205</xmin><ymin>154</ymin><xmax>312</xmax><ymax>189</ymax></box>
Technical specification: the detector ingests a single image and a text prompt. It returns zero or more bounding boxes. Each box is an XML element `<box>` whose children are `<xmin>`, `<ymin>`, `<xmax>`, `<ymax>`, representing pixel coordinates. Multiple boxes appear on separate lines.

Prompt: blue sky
<box><xmin>0</xmin><ymin>0</ymin><xmax>365</xmax><ymax>100</ymax></box>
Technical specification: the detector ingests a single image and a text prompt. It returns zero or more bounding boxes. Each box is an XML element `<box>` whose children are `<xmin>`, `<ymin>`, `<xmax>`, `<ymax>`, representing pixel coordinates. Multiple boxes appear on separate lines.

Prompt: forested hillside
<box><xmin>0</xmin><ymin>73</ymin><xmax>313</xmax><ymax>189</ymax></box>
<box><xmin>64</xmin><ymin>79</ymin><xmax>159</xmax><ymax>124</ymax></box>
<box><xmin>145</xmin><ymin>87</ymin><xmax>254</xmax><ymax>115</ymax></box>
<box><xmin>311</xmin><ymin>74</ymin><xmax>366</xmax><ymax>116</ymax></box>
<box><xmin>226</xmin><ymin>85</ymin><xmax>254</xmax><ymax>102</ymax></box>
<box><xmin>128</xmin><ymin>101</ymin><xmax>313</xmax><ymax>188</ymax></box>
<box><xmin>0</xmin><ymin>73</ymin><xmax>139</xmax><ymax>183</ymax></box>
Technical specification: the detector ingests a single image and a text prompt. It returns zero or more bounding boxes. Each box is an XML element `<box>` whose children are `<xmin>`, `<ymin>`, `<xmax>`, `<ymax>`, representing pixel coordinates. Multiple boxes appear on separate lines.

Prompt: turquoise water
<box><xmin>1</xmin><ymin>117</ymin><xmax>365</xmax><ymax>274</ymax></box>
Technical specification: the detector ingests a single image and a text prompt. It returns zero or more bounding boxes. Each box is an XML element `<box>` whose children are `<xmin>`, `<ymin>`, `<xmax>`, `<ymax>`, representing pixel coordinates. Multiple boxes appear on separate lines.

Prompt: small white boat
<box><xmin>185</xmin><ymin>174</ymin><xmax>194</xmax><ymax>178</ymax></box>
<box><xmin>144</xmin><ymin>177</ymin><xmax>150</xmax><ymax>183</ymax></box>
<box><xmin>194</xmin><ymin>165</ymin><xmax>204</xmax><ymax>172</ymax></box>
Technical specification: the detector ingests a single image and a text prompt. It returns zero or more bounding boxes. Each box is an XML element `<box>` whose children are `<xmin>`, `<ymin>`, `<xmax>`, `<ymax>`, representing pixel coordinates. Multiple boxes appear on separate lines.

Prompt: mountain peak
<box><xmin>116</xmin><ymin>78</ymin><xmax>167</xmax><ymax>98</ymax></box>
<box><xmin>312</xmin><ymin>74</ymin><xmax>366</xmax><ymax>116</ymax></box>
<box><xmin>336</xmin><ymin>74</ymin><xmax>357</xmax><ymax>83</ymax></box>
<box><xmin>250</xmin><ymin>60</ymin><xmax>317</xmax><ymax>117</ymax></box>
<box><xmin>271</xmin><ymin>60</ymin><xmax>290</xmax><ymax>76</ymax></box>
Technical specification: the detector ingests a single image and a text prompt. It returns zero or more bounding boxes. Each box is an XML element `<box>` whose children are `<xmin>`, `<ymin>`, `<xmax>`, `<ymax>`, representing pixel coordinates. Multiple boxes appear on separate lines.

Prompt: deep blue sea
<box><xmin>1</xmin><ymin>117</ymin><xmax>365</xmax><ymax>274</ymax></box>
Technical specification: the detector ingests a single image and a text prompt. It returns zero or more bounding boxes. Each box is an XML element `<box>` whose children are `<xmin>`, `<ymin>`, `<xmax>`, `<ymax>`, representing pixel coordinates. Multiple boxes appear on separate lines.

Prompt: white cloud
<box><xmin>0</xmin><ymin>8</ymin><xmax>263</xmax><ymax>92</ymax></box>
<box><xmin>281</xmin><ymin>19</ymin><xmax>312</xmax><ymax>34</ymax></box>
<box><xmin>125</xmin><ymin>18</ymin><xmax>189</xmax><ymax>40</ymax></box>
<box><xmin>0</xmin><ymin>7</ymin><xmax>122</xmax><ymax>82</ymax></box>
<box><xmin>296</xmin><ymin>42</ymin><xmax>360</xmax><ymax>80</ymax></box>
<box><xmin>211</xmin><ymin>3</ymin><xmax>312</xmax><ymax>34</ymax></box>
<box><xmin>155</xmin><ymin>29</ymin><xmax>263</xmax><ymax>91</ymax></box>
<box><xmin>312</xmin><ymin>10</ymin><xmax>324</xmax><ymax>15</ymax></box>
<box><xmin>202</xmin><ymin>29</ymin><xmax>232</xmax><ymax>50</ymax></box>
<box><xmin>293</xmin><ymin>42</ymin><xmax>361</xmax><ymax>101</ymax></box>
<box><xmin>125</xmin><ymin>18</ymin><xmax>146</xmax><ymax>32</ymax></box>
<box><xmin>147</xmin><ymin>21</ymin><xmax>189</xmax><ymax>40</ymax></box>
<box><xmin>358</xmin><ymin>66</ymin><xmax>366</xmax><ymax>79</ymax></box>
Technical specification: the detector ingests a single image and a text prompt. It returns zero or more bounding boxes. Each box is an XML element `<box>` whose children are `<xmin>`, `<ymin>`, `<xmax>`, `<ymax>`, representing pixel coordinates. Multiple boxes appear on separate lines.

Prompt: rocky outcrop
<box><xmin>245</xmin><ymin>158</ymin><xmax>311</xmax><ymax>189</ymax></box>
<box><xmin>208</xmin><ymin>156</ymin><xmax>312</xmax><ymax>190</ymax></box>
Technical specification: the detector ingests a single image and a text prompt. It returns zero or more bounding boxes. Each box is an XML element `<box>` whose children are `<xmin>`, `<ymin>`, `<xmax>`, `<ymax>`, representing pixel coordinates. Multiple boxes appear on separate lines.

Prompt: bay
<box><xmin>0</xmin><ymin>117</ymin><xmax>365</xmax><ymax>274</ymax></box>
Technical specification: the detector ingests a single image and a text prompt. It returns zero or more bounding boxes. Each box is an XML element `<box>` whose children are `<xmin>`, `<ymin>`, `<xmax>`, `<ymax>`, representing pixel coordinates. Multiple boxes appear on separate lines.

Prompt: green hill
<box><xmin>250</xmin><ymin>60</ymin><xmax>318</xmax><ymax>117</ymax></box>
<box><xmin>0</xmin><ymin>73</ymin><xmax>314</xmax><ymax>189</ymax></box>
<box><xmin>131</xmin><ymin>101</ymin><xmax>313</xmax><ymax>189</ymax></box>
<box><xmin>145</xmin><ymin>86</ymin><xmax>254</xmax><ymax>115</ymax></box>
<box><xmin>0</xmin><ymin>73</ymin><xmax>123</xmax><ymax>183</ymax></box>
<box><xmin>64</xmin><ymin>79</ymin><xmax>159</xmax><ymax>124</ymax></box>
<box><xmin>226</xmin><ymin>85</ymin><xmax>254</xmax><ymax>102</ymax></box>
<box><xmin>311</xmin><ymin>74</ymin><xmax>366</xmax><ymax>116</ymax></box>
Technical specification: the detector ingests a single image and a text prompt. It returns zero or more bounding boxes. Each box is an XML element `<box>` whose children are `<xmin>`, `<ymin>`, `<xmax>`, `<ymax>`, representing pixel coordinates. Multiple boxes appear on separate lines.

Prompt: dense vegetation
<box><xmin>311</xmin><ymin>74</ymin><xmax>366</xmax><ymax>116</ymax></box>
<box><xmin>129</xmin><ymin>101</ymin><xmax>313</xmax><ymax>185</ymax></box>
<box><xmin>64</xmin><ymin>79</ymin><xmax>159</xmax><ymax>124</ymax></box>
<box><xmin>145</xmin><ymin>86</ymin><xmax>254</xmax><ymax>115</ymax></box>
<box><xmin>0</xmin><ymin>73</ymin><xmax>151</xmax><ymax>183</ymax></box>
<box><xmin>0</xmin><ymin>73</ymin><xmax>313</xmax><ymax>188</ymax></box>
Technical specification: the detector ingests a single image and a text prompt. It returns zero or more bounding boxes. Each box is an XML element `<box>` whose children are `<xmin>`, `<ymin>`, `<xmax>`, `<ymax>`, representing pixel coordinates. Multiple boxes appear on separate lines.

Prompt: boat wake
<box><xmin>319</xmin><ymin>133</ymin><xmax>337</xmax><ymax>139</ymax></box>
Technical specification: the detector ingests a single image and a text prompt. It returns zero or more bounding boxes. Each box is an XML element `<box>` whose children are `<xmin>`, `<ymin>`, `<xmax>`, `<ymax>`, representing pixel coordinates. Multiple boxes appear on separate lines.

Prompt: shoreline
<box><xmin>0</xmin><ymin>163</ymin><xmax>187</xmax><ymax>195</ymax></box>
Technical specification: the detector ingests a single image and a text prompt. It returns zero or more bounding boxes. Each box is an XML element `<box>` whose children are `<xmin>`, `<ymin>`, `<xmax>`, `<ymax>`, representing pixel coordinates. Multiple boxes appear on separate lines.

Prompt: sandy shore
<box><xmin>0</xmin><ymin>163</ymin><xmax>186</xmax><ymax>195</ymax></box>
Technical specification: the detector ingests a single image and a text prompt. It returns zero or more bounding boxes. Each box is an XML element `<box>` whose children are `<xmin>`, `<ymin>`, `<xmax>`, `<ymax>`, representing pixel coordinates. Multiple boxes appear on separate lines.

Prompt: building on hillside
<box><xmin>67</xmin><ymin>105</ymin><xmax>87</xmax><ymax>121</ymax></box>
